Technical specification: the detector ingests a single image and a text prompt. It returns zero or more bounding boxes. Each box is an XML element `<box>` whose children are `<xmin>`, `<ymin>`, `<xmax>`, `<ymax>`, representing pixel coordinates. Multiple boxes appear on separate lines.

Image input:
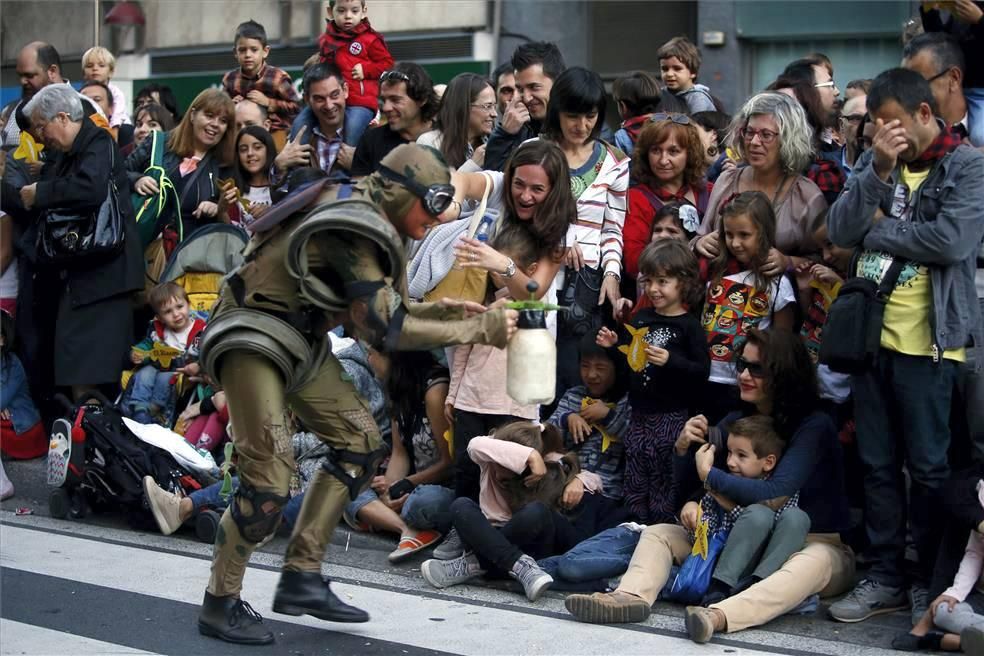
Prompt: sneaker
<box><xmin>565</xmin><ymin>590</ymin><xmax>651</xmax><ymax>624</ymax></box>
<box><xmin>828</xmin><ymin>578</ymin><xmax>908</xmax><ymax>623</ymax></box>
<box><xmin>509</xmin><ymin>554</ymin><xmax>553</xmax><ymax>602</ymax></box>
<box><xmin>142</xmin><ymin>476</ymin><xmax>184</xmax><ymax>535</ymax></box>
<box><xmin>433</xmin><ymin>527</ymin><xmax>464</xmax><ymax>560</ymax></box>
<box><xmin>909</xmin><ymin>585</ymin><xmax>929</xmax><ymax>627</ymax></box>
<box><xmin>388</xmin><ymin>530</ymin><xmax>442</xmax><ymax>563</ymax></box>
<box><xmin>420</xmin><ymin>552</ymin><xmax>485</xmax><ymax>589</ymax></box>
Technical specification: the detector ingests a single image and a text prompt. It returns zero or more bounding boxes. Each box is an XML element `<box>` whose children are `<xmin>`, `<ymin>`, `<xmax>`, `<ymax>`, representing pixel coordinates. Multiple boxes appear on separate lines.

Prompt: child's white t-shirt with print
<box><xmin>163</xmin><ymin>322</ymin><xmax>194</xmax><ymax>353</ymax></box>
<box><xmin>702</xmin><ymin>270</ymin><xmax>796</xmax><ymax>385</ymax></box>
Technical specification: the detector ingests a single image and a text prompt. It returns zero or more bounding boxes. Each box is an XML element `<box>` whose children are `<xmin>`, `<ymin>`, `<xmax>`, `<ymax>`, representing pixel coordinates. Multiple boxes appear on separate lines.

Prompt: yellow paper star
<box><xmin>618</xmin><ymin>323</ymin><xmax>649</xmax><ymax>372</ymax></box>
<box><xmin>13</xmin><ymin>132</ymin><xmax>43</xmax><ymax>163</ymax></box>
<box><xmin>580</xmin><ymin>397</ymin><xmax>619</xmax><ymax>452</ymax></box>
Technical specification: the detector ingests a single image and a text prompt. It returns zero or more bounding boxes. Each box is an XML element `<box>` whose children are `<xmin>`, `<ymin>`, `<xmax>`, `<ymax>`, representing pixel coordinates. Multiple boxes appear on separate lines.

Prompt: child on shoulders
<box><xmin>686</xmin><ymin>415</ymin><xmax>810</xmax><ymax>606</ymax></box>
<box><xmin>597</xmin><ymin>239</ymin><xmax>709</xmax><ymax>524</ymax></box>
<box><xmin>126</xmin><ymin>282</ymin><xmax>206</xmax><ymax>425</ymax></box>
<box><xmin>82</xmin><ymin>46</ymin><xmax>130</xmax><ymax>128</ymax></box>
<box><xmin>657</xmin><ymin>36</ymin><xmax>716</xmax><ymax>114</ymax></box>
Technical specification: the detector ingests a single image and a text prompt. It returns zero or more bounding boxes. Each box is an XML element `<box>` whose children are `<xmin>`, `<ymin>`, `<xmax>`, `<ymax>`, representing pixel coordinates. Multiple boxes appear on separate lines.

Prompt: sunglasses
<box><xmin>814</xmin><ymin>80</ymin><xmax>836</xmax><ymax>89</ymax></box>
<box><xmin>377</xmin><ymin>165</ymin><xmax>455</xmax><ymax>216</ymax></box>
<box><xmin>735</xmin><ymin>356</ymin><xmax>766</xmax><ymax>379</ymax></box>
<box><xmin>649</xmin><ymin>112</ymin><xmax>691</xmax><ymax>125</ymax></box>
<box><xmin>380</xmin><ymin>70</ymin><xmax>411</xmax><ymax>84</ymax></box>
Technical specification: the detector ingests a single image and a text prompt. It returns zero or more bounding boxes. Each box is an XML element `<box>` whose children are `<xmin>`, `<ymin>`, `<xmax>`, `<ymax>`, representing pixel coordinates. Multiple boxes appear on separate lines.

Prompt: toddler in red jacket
<box><xmin>318</xmin><ymin>0</ymin><xmax>394</xmax><ymax>145</ymax></box>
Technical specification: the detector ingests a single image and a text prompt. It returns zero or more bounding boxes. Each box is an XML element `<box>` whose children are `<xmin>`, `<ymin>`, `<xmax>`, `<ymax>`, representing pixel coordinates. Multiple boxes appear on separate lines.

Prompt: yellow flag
<box><xmin>692</xmin><ymin>503</ymin><xmax>709</xmax><ymax>559</ymax></box>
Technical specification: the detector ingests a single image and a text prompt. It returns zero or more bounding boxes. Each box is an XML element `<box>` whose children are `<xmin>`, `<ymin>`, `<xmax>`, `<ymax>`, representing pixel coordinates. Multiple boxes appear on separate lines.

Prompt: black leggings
<box><xmin>451</xmin><ymin>497</ymin><xmax>579</xmax><ymax>573</ymax></box>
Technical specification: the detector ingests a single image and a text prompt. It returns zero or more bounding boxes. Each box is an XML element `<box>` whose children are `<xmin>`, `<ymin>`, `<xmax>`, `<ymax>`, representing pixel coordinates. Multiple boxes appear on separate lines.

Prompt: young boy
<box><xmin>81</xmin><ymin>46</ymin><xmax>130</xmax><ymax>128</ymax></box>
<box><xmin>221</xmin><ymin>19</ymin><xmax>301</xmax><ymax>150</ymax></box>
<box><xmin>126</xmin><ymin>282</ymin><xmax>206</xmax><ymax>425</ymax></box>
<box><xmin>656</xmin><ymin>36</ymin><xmax>716</xmax><ymax>114</ymax></box>
<box><xmin>317</xmin><ymin>0</ymin><xmax>393</xmax><ymax>146</ymax></box>
<box><xmin>688</xmin><ymin>415</ymin><xmax>810</xmax><ymax>606</ymax></box>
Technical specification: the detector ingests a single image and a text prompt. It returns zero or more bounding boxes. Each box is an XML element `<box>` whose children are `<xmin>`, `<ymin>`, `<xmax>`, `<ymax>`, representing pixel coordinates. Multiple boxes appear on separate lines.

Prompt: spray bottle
<box><xmin>506</xmin><ymin>280</ymin><xmax>565</xmax><ymax>405</ymax></box>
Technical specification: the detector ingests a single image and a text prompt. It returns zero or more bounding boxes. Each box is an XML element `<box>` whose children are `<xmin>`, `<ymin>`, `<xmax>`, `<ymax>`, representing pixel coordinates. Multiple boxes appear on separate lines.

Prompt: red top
<box><xmin>318</xmin><ymin>20</ymin><xmax>394</xmax><ymax>112</ymax></box>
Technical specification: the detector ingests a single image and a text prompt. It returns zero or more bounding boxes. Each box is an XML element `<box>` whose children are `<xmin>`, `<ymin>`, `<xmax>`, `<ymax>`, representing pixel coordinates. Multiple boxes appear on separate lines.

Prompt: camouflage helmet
<box><xmin>360</xmin><ymin>144</ymin><xmax>451</xmax><ymax>219</ymax></box>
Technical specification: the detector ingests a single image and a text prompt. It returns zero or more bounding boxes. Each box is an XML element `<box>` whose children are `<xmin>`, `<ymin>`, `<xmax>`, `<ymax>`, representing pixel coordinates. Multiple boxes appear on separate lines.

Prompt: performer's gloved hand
<box><xmin>388</xmin><ymin>478</ymin><xmax>416</xmax><ymax>500</ymax></box>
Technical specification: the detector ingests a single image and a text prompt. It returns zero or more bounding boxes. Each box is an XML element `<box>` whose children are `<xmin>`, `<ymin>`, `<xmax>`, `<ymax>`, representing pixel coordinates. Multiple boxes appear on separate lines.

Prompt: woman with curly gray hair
<box><xmin>694</xmin><ymin>92</ymin><xmax>827</xmax><ymax>274</ymax></box>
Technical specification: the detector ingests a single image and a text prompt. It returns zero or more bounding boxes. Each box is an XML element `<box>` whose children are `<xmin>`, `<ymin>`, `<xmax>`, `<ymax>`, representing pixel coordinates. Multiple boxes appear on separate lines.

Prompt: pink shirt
<box><xmin>467</xmin><ymin>435</ymin><xmax>603</xmax><ymax>526</ymax></box>
<box><xmin>942</xmin><ymin>480</ymin><xmax>984</xmax><ymax>601</ymax></box>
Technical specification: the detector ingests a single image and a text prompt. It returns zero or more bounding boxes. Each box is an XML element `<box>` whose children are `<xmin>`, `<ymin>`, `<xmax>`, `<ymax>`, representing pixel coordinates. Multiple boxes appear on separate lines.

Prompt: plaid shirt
<box><xmin>222</xmin><ymin>63</ymin><xmax>300</xmax><ymax>132</ymax></box>
<box><xmin>806</xmin><ymin>157</ymin><xmax>847</xmax><ymax>197</ymax></box>
<box><xmin>312</xmin><ymin>125</ymin><xmax>344</xmax><ymax>175</ymax></box>
<box><xmin>692</xmin><ymin>489</ymin><xmax>800</xmax><ymax>540</ymax></box>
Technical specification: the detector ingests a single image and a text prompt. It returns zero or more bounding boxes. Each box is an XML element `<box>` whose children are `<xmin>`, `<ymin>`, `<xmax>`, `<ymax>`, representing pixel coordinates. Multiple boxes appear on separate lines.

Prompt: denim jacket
<box><xmin>1</xmin><ymin>353</ymin><xmax>41</xmax><ymax>434</ymax></box>
<box><xmin>827</xmin><ymin>143</ymin><xmax>984</xmax><ymax>367</ymax></box>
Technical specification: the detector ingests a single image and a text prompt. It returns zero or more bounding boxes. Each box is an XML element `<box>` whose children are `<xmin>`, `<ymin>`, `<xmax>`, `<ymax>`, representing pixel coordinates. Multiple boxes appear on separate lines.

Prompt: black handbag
<box><xmin>819</xmin><ymin>256</ymin><xmax>905</xmax><ymax>374</ymax></box>
<box><xmin>38</xmin><ymin>142</ymin><xmax>125</xmax><ymax>265</ymax></box>
<box><xmin>558</xmin><ymin>264</ymin><xmax>604</xmax><ymax>338</ymax></box>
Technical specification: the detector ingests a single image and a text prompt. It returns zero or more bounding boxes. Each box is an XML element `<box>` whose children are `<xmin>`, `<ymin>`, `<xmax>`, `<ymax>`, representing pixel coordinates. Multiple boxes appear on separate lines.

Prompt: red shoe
<box><xmin>388</xmin><ymin>530</ymin><xmax>442</xmax><ymax>563</ymax></box>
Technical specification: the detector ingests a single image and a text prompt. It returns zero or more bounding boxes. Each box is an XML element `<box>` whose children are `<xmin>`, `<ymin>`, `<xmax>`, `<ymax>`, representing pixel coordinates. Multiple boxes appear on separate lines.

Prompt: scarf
<box><xmin>906</xmin><ymin>123</ymin><xmax>964</xmax><ymax>172</ymax></box>
<box><xmin>648</xmin><ymin>183</ymin><xmax>694</xmax><ymax>204</ymax></box>
<box><xmin>619</xmin><ymin>114</ymin><xmax>652</xmax><ymax>148</ymax></box>
<box><xmin>580</xmin><ymin>397</ymin><xmax>618</xmax><ymax>452</ymax></box>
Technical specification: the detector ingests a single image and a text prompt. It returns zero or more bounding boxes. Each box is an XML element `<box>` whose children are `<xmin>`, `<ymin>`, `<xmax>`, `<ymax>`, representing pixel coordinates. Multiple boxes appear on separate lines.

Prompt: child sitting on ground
<box><xmin>0</xmin><ymin>310</ymin><xmax>46</xmax><ymax>460</ymax></box>
<box><xmin>221</xmin><ymin>19</ymin><xmax>301</xmax><ymax>150</ymax></box>
<box><xmin>657</xmin><ymin>36</ymin><xmax>716</xmax><ymax>114</ymax></box>
<box><xmin>687</xmin><ymin>415</ymin><xmax>810</xmax><ymax>606</ymax></box>
<box><xmin>82</xmin><ymin>46</ymin><xmax>130</xmax><ymax>129</ymax></box>
<box><xmin>126</xmin><ymin>282</ymin><xmax>206</xmax><ymax>425</ymax></box>
<box><xmin>317</xmin><ymin>0</ymin><xmax>393</xmax><ymax>146</ymax></box>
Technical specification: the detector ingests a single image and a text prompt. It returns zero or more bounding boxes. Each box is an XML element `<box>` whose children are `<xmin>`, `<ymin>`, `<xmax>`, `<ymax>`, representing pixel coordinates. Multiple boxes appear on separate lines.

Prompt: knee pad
<box><xmin>230</xmin><ymin>479</ymin><xmax>289</xmax><ymax>543</ymax></box>
<box><xmin>320</xmin><ymin>446</ymin><xmax>388</xmax><ymax>500</ymax></box>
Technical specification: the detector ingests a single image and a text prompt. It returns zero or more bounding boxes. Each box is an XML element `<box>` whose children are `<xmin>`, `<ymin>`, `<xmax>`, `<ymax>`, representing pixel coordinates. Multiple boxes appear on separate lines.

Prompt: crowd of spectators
<box><xmin>2</xmin><ymin>0</ymin><xmax>984</xmax><ymax>651</ymax></box>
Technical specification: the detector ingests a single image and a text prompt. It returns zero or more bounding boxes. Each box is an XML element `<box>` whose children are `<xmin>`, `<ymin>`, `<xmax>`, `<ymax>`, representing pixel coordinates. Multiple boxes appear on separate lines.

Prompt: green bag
<box><xmin>131</xmin><ymin>130</ymin><xmax>180</xmax><ymax>248</ymax></box>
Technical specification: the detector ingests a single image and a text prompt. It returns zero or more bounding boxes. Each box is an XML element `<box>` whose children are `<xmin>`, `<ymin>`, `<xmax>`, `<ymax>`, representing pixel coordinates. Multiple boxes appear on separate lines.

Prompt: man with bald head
<box><xmin>2</xmin><ymin>42</ymin><xmax>64</xmax><ymax>147</ymax></box>
<box><xmin>235</xmin><ymin>99</ymin><xmax>272</xmax><ymax>135</ymax></box>
<box><xmin>838</xmin><ymin>93</ymin><xmax>867</xmax><ymax>176</ymax></box>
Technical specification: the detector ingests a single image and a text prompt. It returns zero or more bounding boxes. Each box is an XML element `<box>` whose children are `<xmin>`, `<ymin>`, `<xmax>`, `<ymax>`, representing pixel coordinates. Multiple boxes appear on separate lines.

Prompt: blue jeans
<box><xmin>538</xmin><ymin>525</ymin><xmax>641</xmax><ymax>582</ymax></box>
<box><xmin>965</xmin><ymin>88</ymin><xmax>984</xmax><ymax>148</ymax></box>
<box><xmin>129</xmin><ymin>366</ymin><xmax>174</xmax><ymax>410</ymax></box>
<box><xmin>189</xmin><ymin>476</ymin><xmax>304</xmax><ymax>531</ymax></box>
<box><xmin>852</xmin><ymin>349</ymin><xmax>959</xmax><ymax>586</ymax></box>
<box><xmin>344</xmin><ymin>106</ymin><xmax>374</xmax><ymax>147</ymax></box>
<box><xmin>345</xmin><ymin>484</ymin><xmax>455</xmax><ymax>533</ymax></box>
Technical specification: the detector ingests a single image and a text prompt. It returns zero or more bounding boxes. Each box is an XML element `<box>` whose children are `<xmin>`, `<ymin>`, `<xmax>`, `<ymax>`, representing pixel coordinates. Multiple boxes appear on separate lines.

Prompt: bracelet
<box><xmin>503</xmin><ymin>257</ymin><xmax>517</xmax><ymax>278</ymax></box>
<box><xmin>604</xmin><ymin>271</ymin><xmax>621</xmax><ymax>282</ymax></box>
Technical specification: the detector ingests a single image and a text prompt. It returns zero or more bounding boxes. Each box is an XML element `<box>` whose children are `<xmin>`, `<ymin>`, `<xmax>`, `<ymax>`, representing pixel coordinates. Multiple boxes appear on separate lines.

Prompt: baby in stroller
<box><xmin>125</xmin><ymin>282</ymin><xmax>205</xmax><ymax>425</ymax></box>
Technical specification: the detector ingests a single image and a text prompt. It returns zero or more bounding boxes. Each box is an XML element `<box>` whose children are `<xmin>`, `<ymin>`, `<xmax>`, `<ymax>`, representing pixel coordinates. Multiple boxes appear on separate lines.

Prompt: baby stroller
<box><xmin>119</xmin><ymin>224</ymin><xmax>249</xmax><ymax>427</ymax></box>
<box><xmin>46</xmin><ymin>392</ymin><xmax>215</xmax><ymax>526</ymax></box>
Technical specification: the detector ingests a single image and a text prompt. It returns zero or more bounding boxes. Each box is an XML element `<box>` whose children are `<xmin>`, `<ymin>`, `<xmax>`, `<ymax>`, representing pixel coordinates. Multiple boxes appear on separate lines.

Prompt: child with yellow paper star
<box><xmin>596</xmin><ymin>240</ymin><xmax>709</xmax><ymax>523</ymax></box>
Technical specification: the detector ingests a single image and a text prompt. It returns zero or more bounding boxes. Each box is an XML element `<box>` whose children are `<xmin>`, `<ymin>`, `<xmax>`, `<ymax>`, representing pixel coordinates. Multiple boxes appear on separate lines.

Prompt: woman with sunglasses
<box><xmin>417</xmin><ymin>73</ymin><xmax>496</xmax><ymax>171</ymax></box>
<box><xmin>623</xmin><ymin>113</ymin><xmax>712</xmax><ymax>282</ymax></box>
<box><xmin>694</xmin><ymin>93</ymin><xmax>827</xmax><ymax>279</ymax></box>
<box><xmin>565</xmin><ymin>329</ymin><xmax>853</xmax><ymax>645</ymax></box>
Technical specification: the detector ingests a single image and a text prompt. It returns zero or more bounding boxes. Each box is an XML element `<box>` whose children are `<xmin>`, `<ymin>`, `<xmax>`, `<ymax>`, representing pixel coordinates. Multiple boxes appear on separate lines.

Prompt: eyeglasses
<box><xmin>470</xmin><ymin>102</ymin><xmax>496</xmax><ymax>113</ymax></box>
<box><xmin>377</xmin><ymin>165</ymin><xmax>456</xmax><ymax>216</ymax></box>
<box><xmin>649</xmin><ymin>112</ymin><xmax>691</xmax><ymax>125</ymax></box>
<box><xmin>839</xmin><ymin>113</ymin><xmax>865</xmax><ymax>125</ymax></box>
<box><xmin>735</xmin><ymin>356</ymin><xmax>766</xmax><ymax>379</ymax></box>
<box><xmin>814</xmin><ymin>80</ymin><xmax>837</xmax><ymax>90</ymax></box>
<box><xmin>926</xmin><ymin>68</ymin><xmax>951</xmax><ymax>84</ymax></box>
<box><xmin>380</xmin><ymin>70</ymin><xmax>411</xmax><ymax>84</ymax></box>
<box><xmin>739</xmin><ymin>127</ymin><xmax>779</xmax><ymax>145</ymax></box>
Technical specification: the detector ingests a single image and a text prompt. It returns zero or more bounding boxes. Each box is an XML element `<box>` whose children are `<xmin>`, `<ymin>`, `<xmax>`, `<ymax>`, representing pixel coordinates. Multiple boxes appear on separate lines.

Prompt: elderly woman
<box><xmin>14</xmin><ymin>84</ymin><xmax>142</xmax><ymax>402</ymax></box>
<box><xmin>127</xmin><ymin>88</ymin><xmax>236</xmax><ymax>238</ymax></box>
<box><xmin>694</xmin><ymin>92</ymin><xmax>827</xmax><ymax>275</ymax></box>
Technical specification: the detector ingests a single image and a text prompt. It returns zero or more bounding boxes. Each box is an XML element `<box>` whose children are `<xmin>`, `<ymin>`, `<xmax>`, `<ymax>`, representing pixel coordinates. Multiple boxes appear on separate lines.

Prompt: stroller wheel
<box><xmin>69</xmin><ymin>492</ymin><xmax>89</xmax><ymax>519</ymax></box>
<box><xmin>195</xmin><ymin>509</ymin><xmax>221</xmax><ymax>544</ymax></box>
<box><xmin>49</xmin><ymin>488</ymin><xmax>71</xmax><ymax>519</ymax></box>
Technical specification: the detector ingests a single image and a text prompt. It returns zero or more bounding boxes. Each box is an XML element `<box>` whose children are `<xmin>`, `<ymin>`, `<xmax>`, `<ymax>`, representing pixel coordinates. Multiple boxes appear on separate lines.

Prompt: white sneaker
<box><xmin>143</xmin><ymin>476</ymin><xmax>183</xmax><ymax>535</ymax></box>
<box><xmin>420</xmin><ymin>552</ymin><xmax>485</xmax><ymax>589</ymax></box>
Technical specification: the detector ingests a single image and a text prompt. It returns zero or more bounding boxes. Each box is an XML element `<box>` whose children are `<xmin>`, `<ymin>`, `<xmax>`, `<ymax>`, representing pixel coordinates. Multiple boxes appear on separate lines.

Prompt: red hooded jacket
<box><xmin>318</xmin><ymin>19</ymin><xmax>394</xmax><ymax>112</ymax></box>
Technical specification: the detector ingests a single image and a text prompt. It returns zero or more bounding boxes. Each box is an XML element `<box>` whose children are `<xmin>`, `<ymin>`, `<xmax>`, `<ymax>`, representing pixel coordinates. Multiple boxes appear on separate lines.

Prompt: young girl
<box><xmin>82</xmin><ymin>46</ymin><xmax>130</xmax><ymax>129</ymax></box>
<box><xmin>597</xmin><ymin>239</ymin><xmax>709</xmax><ymax>524</ymax></box>
<box><xmin>700</xmin><ymin>191</ymin><xmax>797</xmax><ymax>423</ymax></box>
<box><xmin>420</xmin><ymin>421</ymin><xmax>597</xmax><ymax>602</ymax></box>
<box><xmin>219</xmin><ymin>125</ymin><xmax>275</xmax><ymax>231</ymax></box>
<box><xmin>446</xmin><ymin>225</ymin><xmax>542</xmax><ymax>504</ymax></box>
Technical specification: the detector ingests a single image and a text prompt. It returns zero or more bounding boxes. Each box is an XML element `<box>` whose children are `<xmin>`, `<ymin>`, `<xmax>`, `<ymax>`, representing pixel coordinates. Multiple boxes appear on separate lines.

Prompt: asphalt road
<box><xmin>1</xmin><ymin>456</ymin><xmax>915</xmax><ymax>656</ymax></box>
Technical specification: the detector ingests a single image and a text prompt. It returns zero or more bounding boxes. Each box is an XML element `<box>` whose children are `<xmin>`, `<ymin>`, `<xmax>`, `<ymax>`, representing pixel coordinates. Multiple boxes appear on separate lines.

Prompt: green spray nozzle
<box><xmin>505</xmin><ymin>280</ymin><xmax>568</xmax><ymax>313</ymax></box>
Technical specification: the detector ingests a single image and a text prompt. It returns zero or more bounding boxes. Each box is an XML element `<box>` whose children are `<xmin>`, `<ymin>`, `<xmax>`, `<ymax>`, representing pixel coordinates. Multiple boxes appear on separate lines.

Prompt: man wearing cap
<box><xmin>192</xmin><ymin>144</ymin><xmax>517</xmax><ymax>645</ymax></box>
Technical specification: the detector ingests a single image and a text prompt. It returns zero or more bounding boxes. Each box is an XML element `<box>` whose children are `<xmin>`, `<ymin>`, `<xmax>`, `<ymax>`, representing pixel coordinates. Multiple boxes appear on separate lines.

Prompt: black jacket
<box><xmin>9</xmin><ymin>117</ymin><xmax>143</xmax><ymax>306</ymax></box>
<box><xmin>125</xmin><ymin>130</ymin><xmax>232</xmax><ymax>234</ymax></box>
<box><xmin>483</xmin><ymin>120</ymin><xmax>541</xmax><ymax>172</ymax></box>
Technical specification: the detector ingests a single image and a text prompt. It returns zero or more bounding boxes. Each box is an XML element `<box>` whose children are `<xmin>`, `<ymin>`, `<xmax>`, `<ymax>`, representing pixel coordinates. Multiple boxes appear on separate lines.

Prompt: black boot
<box><xmin>272</xmin><ymin>570</ymin><xmax>369</xmax><ymax>623</ymax></box>
<box><xmin>198</xmin><ymin>591</ymin><xmax>274</xmax><ymax>645</ymax></box>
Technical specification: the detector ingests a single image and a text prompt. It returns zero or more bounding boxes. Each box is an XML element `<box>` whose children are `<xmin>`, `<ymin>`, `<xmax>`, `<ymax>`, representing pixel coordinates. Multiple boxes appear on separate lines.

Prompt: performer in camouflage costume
<box><xmin>197</xmin><ymin>144</ymin><xmax>516</xmax><ymax>644</ymax></box>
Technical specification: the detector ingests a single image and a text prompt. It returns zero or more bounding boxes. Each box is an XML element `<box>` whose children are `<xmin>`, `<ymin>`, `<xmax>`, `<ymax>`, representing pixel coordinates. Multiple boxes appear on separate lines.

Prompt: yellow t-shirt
<box><xmin>856</xmin><ymin>165</ymin><xmax>964</xmax><ymax>362</ymax></box>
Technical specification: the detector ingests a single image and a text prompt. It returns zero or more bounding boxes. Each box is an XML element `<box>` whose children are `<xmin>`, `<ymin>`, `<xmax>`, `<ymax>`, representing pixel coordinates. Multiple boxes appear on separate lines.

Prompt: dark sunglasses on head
<box><xmin>649</xmin><ymin>112</ymin><xmax>691</xmax><ymax>125</ymax></box>
<box><xmin>380</xmin><ymin>70</ymin><xmax>411</xmax><ymax>84</ymax></box>
<box><xmin>735</xmin><ymin>356</ymin><xmax>766</xmax><ymax>378</ymax></box>
<box><xmin>377</xmin><ymin>165</ymin><xmax>455</xmax><ymax>216</ymax></box>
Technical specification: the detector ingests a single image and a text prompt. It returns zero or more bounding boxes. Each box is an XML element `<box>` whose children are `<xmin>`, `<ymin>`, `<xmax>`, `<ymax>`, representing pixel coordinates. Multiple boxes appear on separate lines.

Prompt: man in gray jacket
<box><xmin>826</xmin><ymin>68</ymin><xmax>984</xmax><ymax>625</ymax></box>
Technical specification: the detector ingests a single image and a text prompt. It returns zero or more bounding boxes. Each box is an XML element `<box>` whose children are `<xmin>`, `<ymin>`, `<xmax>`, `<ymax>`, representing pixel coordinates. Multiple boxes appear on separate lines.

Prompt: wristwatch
<box><xmin>503</xmin><ymin>257</ymin><xmax>517</xmax><ymax>278</ymax></box>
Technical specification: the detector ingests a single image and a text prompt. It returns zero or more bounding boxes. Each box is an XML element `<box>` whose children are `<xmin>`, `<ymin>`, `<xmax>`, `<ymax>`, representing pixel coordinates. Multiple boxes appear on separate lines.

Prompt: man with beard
<box><xmin>2</xmin><ymin>42</ymin><xmax>65</xmax><ymax>149</ymax></box>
